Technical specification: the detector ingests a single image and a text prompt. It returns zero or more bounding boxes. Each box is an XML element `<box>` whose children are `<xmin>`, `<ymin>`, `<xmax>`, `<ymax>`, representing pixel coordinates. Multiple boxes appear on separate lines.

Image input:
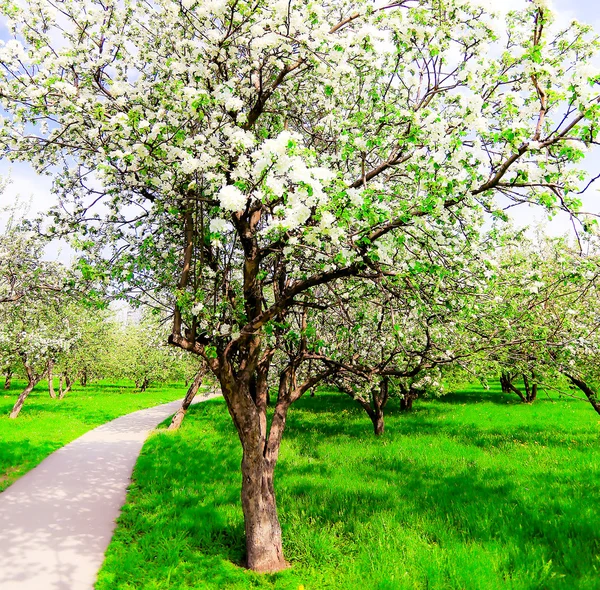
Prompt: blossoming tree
<box><xmin>487</xmin><ymin>232</ymin><xmax>600</xmax><ymax>414</ymax></box>
<box><xmin>1</xmin><ymin>0</ymin><xmax>599</xmax><ymax>571</ymax></box>
<box><xmin>0</xmin><ymin>231</ymin><xmax>79</xmax><ymax>417</ymax></box>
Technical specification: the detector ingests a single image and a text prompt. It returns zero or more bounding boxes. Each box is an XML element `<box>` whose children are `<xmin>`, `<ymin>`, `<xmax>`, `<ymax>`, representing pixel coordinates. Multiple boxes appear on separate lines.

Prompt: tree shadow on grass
<box><xmin>98</xmin><ymin>396</ymin><xmax>600</xmax><ymax>590</ymax></box>
<box><xmin>287</xmin><ymin>393</ymin><xmax>596</xmax><ymax>450</ymax></box>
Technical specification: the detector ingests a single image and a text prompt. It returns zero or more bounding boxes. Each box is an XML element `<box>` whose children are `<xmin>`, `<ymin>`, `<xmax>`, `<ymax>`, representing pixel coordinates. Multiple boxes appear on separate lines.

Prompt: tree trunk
<box><xmin>400</xmin><ymin>394</ymin><xmax>415</xmax><ymax>411</ymax></box>
<box><xmin>400</xmin><ymin>383</ymin><xmax>419</xmax><ymax>411</ymax></box>
<box><xmin>4</xmin><ymin>370</ymin><xmax>12</xmax><ymax>390</ymax></box>
<box><xmin>168</xmin><ymin>370</ymin><xmax>204</xmax><ymax>430</ymax></box>
<box><xmin>371</xmin><ymin>378</ymin><xmax>389</xmax><ymax>436</ymax></box>
<box><xmin>564</xmin><ymin>373</ymin><xmax>600</xmax><ymax>416</ymax></box>
<box><xmin>80</xmin><ymin>370</ymin><xmax>88</xmax><ymax>387</ymax></box>
<box><xmin>373</xmin><ymin>411</ymin><xmax>384</xmax><ymax>435</ymax></box>
<box><xmin>10</xmin><ymin>368</ymin><xmax>41</xmax><ymax>419</ymax></box>
<box><xmin>500</xmin><ymin>372</ymin><xmax>510</xmax><ymax>393</ymax></box>
<box><xmin>240</xmin><ymin>450</ymin><xmax>287</xmax><ymax>572</ymax></box>
<box><xmin>503</xmin><ymin>374</ymin><xmax>526</xmax><ymax>402</ymax></box>
<box><xmin>47</xmin><ymin>360</ymin><xmax>56</xmax><ymax>399</ymax></box>
<box><xmin>58</xmin><ymin>374</ymin><xmax>73</xmax><ymax>399</ymax></box>
<box><xmin>528</xmin><ymin>382</ymin><xmax>537</xmax><ymax>403</ymax></box>
<box><xmin>522</xmin><ymin>373</ymin><xmax>537</xmax><ymax>402</ymax></box>
<box><xmin>139</xmin><ymin>377</ymin><xmax>149</xmax><ymax>392</ymax></box>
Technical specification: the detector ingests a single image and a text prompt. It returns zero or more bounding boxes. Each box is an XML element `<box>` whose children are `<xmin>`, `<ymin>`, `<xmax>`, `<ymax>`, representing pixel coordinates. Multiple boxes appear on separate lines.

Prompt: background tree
<box><xmin>489</xmin><ymin>231</ymin><xmax>600</xmax><ymax>414</ymax></box>
<box><xmin>0</xmin><ymin>265</ymin><xmax>79</xmax><ymax>417</ymax></box>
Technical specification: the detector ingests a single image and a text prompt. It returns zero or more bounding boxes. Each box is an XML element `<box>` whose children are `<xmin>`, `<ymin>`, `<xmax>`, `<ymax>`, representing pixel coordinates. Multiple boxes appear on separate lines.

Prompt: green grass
<box><xmin>96</xmin><ymin>384</ymin><xmax>600</xmax><ymax>590</ymax></box>
<box><xmin>0</xmin><ymin>378</ymin><xmax>189</xmax><ymax>492</ymax></box>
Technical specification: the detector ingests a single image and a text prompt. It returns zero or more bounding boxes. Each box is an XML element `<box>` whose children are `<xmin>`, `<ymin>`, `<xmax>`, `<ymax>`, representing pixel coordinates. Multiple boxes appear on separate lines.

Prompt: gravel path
<box><xmin>0</xmin><ymin>393</ymin><xmax>219</xmax><ymax>590</ymax></box>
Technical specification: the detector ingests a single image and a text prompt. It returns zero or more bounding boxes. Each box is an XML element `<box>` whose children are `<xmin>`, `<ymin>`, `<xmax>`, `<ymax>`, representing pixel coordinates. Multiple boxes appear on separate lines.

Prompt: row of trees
<box><xmin>0</xmin><ymin>225</ymin><xmax>203</xmax><ymax>416</ymax></box>
<box><xmin>1</xmin><ymin>0</ymin><xmax>599</xmax><ymax>574</ymax></box>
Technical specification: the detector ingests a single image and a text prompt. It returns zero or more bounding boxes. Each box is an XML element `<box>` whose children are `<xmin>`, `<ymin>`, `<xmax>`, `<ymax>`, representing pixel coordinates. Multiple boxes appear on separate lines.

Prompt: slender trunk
<box><xmin>564</xmin><ymin>373</ymin><xmax>600</xmax><ymax>416</ymax></box>
<box><xmin>59</xmin><ymin>374</ymin><xmax>72</xmax><ymax>399</ymax></box>
<box><xmin>342</xmin><ymin>379</ymin><xmax>388</xmax><ymax>435</ymax></box>
<box><xmin>504</xmin><ymin>377</ymin><xmax>526</xmax><ymax>402</ymax></box>
<box><xmin>47</xmin><ymin>360</ymin><xmax>56</xmax><ymax>399</ymax></box>
<box><xmin>4</xmin><ymin>370</ymin><xmax>12</xmax><ymax>390</ymax></box>
<box><xmin>219</xmin><ymin>354</ymin><xmax>290</xmax><ymax>573</ymax></box>
<box><xmin>240</xmin><ymin>449</ymin><xmax>287</xmax><ymax>572</ymax></box>
<box><xmin>10</xmin><ymin>366</ymin><xmax>41</xmax><ymax>419</ymax></box>
<box><xmin>168</xmin><ymin>370</ymin><xmax>204</xmax><ymax>430</ymax></box>
<box><xmin>530</xmin><ymin>382</ymin><xmax>538</xmax><ymax>402</ymax></box>
<box><xmin>139</xmin><ymin>377</ymin><xmax>149</xmax><ymax>392</ymax></box>
<box><xmin>523</xmin><ymin>373</ymin><xmax>530</xmax><ymax>399</ymax></box>
<box><xmin>80</xmin><ymin>370</ymin><xmax>88</xmax><ymax>387</ymax></box>
<box><xmin>373</xmin><ymin>411</ymin><xmax>384</xmax><ymax>435</ymax></box>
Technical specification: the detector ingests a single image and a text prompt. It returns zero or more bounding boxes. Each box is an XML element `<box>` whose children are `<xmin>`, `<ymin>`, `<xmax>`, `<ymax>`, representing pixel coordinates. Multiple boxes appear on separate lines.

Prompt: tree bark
<box><xmin>4</xmin><ymin>370</ymin><xmax>12</xmax><ymax>390</ymax></box>
<box><xmin>240</xmin><ymin>450</ymin><xmax>287</xmax><ymax>572</ymax></box>
<box><xmin>140</xmin><ymin>377</ymin><xmax>149</xmax><ymax>392</ymax></box>
<box><xmin>371</xmin><ymin>378</ymin><xmax>388</xmax><ymax>436</ymax></box>
<box><xmin>10</xmin><ymin>364</ymin><xmax>41</xmax><ymax>418</ymax></box>
<box><xmin>168</xmin><ymin>369</ymin><xmax>204</xmax><ymax>430</ymax></box>
<box><xmin>47</xmin><ymin>360</ymin><xmax>56</xmax><ymax>399</ymax></box>
<box><xmin>400</xmin><ymin>394</ymin><xmax>415</xmax><ymax>411</ymax></box>
<box><xmin>342</xmin><ymin>378</ymin><xmax>389</xmax><ymax>435</ymax></box>
<box><xmin>80</xmin><ymin>370</ymin><xmax>88</xmax><ymax>387</ymax></box>
<box><xmin>564</xmin><ymin>373</ymin><xmax>600</xmax><ymax>416</ymax></box>
<box><xmin>400</xmin><ymin>384</ymin><xmax>418</xmax><ymax>411</ymax></box>
<box><xmin>522</xmin><ymin>373</ymin><xmax>537</xmax><ymax>402</ymax></box>
<box><xmin>500</xmin><ymin>372</ymin><xmax>514</xmax><ymax>394</ymax></box>
<box><xmin>58</xmin><ymin>374</ymin><xmax>73</xmax><ymax>399</ymax></box>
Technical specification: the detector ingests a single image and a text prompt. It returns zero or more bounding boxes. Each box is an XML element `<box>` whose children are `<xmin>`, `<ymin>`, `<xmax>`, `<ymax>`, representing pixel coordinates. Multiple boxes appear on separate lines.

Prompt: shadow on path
<box><xmin>0</xmin><ymin>392</ymin><xmax>219</xmax><ymax>590</ymax></box>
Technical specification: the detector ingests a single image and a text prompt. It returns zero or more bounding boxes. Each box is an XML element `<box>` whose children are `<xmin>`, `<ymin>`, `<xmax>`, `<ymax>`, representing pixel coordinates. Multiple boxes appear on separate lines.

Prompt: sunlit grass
<box><xmin>97</xmin><ymin>384</ymin><xmax>600</xmax><ymax>589</ymax></box>
<box><xmin>0</xmin><ymin>378</ymin><xmax>188</xmax><ymax>492</ymax></box>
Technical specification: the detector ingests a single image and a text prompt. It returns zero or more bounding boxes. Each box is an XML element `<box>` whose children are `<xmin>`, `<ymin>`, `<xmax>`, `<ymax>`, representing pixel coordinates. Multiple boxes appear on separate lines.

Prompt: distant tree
<box><xmin>118</xmin><ymin>315</ymin><xmax>190</xmax><ymax>391</ymax></box>
<box><xmin>0</xmin><ymin>259</ymin><xmax>79</xmax><ymax>417</ymax></box>
<box><xmin>486</xmin><ymin>233</ymin><xmax>600</xmax><ymax>414</ymax></box>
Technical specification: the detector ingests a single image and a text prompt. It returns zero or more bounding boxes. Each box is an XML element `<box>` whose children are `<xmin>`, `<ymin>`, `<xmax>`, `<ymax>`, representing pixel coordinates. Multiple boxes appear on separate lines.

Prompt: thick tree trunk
<box><xmin>373</xmin><ymin>411</ymin><xmax>384</xmax><ymax>435</ymax></box>
<box><xmin>4</xmin><ymin>370</ymin><xmax>12</xmax><ymax>390</ymax></box>
<box><xmin>47</xmin><ymin>360</ymin><xmax>56</xmax><ymax>399</ymax></box>
<box><xmin>168</xmin><ymin>370</ymin><xmax>204</xmax><ymax>430</ymax></box>
<box><xmin>139</xmin><ymin>377</ymin><xmax>149</xmax><ymax>392</ymax></box>
<box><xmin>240</xmin><ymin>451</ymin><xmax>287</xmax><ymax>572</ymax></box>
<box><xmin>500</xmin><ymin>372</ymin><xmax>513</xmax><ymax>394</ymax></box>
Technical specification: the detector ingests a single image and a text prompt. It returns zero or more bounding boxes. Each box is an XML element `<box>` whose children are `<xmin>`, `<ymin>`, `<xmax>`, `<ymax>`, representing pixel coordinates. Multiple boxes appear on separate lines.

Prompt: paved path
<box><xmin>0</xmin><ymin>393</ymin><xmax>220</xmax><ymax>590</ymax></box>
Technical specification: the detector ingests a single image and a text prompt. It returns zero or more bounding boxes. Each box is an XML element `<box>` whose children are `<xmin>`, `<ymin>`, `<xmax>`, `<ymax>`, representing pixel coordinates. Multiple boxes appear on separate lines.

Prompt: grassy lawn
<box><xmin>96</xmin><ymin>384</ymin><xmax>600</xmax><ymax>590</ymax></box>
<box><xmin>0</xmin><ymin>378</ymin><xmax>190</xmax><ymax>492</ymax></box>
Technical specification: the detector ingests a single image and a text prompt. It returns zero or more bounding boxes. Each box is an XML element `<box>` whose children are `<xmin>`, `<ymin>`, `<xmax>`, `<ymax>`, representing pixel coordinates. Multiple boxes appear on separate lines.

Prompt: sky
<box><xmin>0</xmin><ymin>0</ymin><xmax>600</xmax><ymax>260</ymax></box>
